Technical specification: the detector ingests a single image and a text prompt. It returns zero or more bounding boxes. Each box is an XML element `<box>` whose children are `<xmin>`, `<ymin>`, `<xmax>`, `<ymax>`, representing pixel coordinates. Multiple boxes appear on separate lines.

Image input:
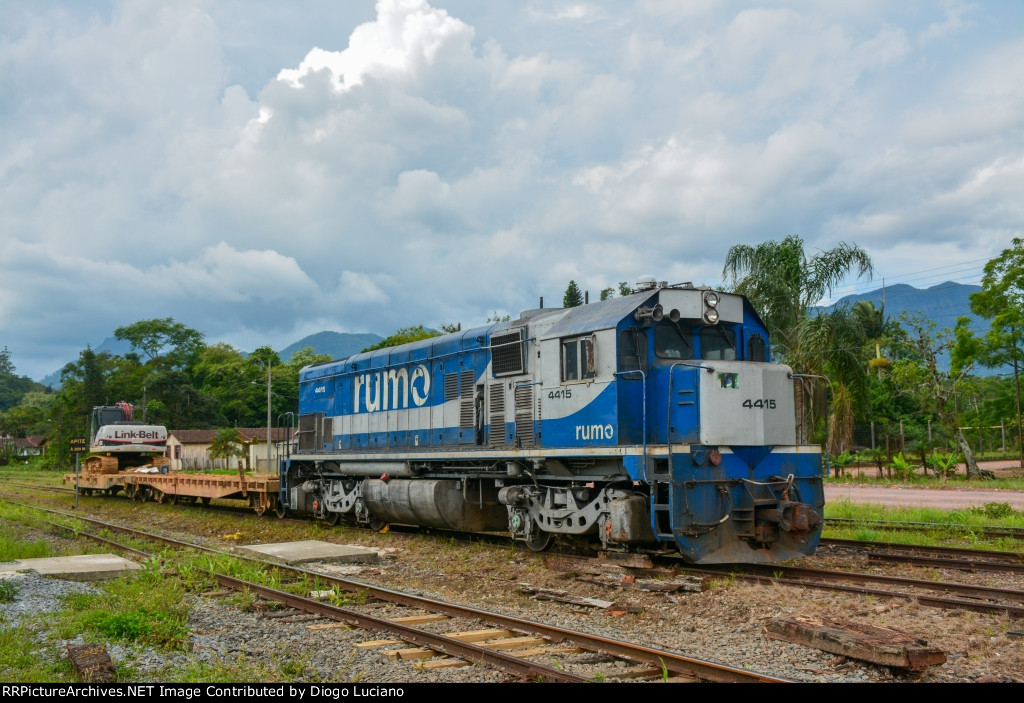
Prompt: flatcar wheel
<box><xmin>525</xmin><ymin>526</ymin><xmax>552</xmax><ymax>552</ymax></box>
<box><xmin>168</xmin><ymin>493</ymin><xmax>178</xmax><ymax>505</ymax></box>
<box><xmin>325</xmin><ymin>512</ymin><xmax>341</xmax><ymax>526</ymax></box>
<box><xmin>201</xmin><ymin>497</ymin><xmax>211</xmax><ymax>506</ymax></box>
<box><xmin>153</xmin><ymin>490</ymin><xmax>165</xmax><ymax>504</ymax></box>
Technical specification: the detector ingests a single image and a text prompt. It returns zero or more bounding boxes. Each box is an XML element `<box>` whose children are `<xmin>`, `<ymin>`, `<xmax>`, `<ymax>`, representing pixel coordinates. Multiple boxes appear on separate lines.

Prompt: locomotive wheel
<box><xmin>325</xmin><ymin>512</ymin><xmax>341</xmax><ymax>526</ymax></box>
<box><xmin>275</xmin><ymin>500</ymin><xmax>287</xmax><ymax>519</ymax></box>
<box><xmin>525</xmin><ymin>526</ymin><xmax>552</xmax><ymax>552</ymax></box>
<box><xmin>368</xmin><ymin>518</ymin><xmax>386</xmax><ymax>532</ymax></box>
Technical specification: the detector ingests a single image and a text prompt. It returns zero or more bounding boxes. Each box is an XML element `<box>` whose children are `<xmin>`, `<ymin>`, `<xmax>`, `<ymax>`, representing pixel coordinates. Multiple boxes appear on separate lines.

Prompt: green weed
<box><xmin>0</xmin><ymin>579</ymin><xmax>18</xmax><ymax>603</ymax></box>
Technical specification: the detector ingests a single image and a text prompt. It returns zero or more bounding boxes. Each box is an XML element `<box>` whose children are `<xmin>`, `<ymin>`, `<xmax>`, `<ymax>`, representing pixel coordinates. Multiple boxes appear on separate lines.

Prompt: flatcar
<box><xmin>280</xmin><ymin>278</ymin><xmax>824</xmax><ymax>563</ymax></box>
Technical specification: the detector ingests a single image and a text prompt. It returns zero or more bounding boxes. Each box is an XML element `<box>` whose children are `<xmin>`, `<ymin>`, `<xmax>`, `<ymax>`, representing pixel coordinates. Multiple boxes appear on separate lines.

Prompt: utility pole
<box><xmin>267</xmin><ymin>362</ymin><xmax>272</xmax><ymax>471</ymax></box>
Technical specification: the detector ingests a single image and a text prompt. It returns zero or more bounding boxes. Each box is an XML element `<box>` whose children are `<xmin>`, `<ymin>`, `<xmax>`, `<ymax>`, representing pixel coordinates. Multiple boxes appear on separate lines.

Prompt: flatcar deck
<box><xmin>63</xmin><ymin>471</ymin><xmax>281</xmax><ymax>514</ymax></box>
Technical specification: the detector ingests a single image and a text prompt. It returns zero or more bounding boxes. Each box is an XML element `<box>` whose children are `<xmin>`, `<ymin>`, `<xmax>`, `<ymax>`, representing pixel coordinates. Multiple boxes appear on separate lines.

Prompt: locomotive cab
<box><xmin>611</xmin><ymin>286</ymin><xmax>823</xmax><ymax>562</ymax></box>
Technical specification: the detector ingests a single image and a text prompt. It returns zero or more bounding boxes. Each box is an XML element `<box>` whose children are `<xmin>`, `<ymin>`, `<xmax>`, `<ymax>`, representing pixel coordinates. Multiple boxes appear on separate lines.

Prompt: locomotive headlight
<box><xmin>703</xmin><ymin>308</ymin><xmax>719</xmax><ymax>325</ymax></box>
<box><xmin>704</xmin><ymin>291</ymin><xmax>719</xmax><ymax>308</ymax></box>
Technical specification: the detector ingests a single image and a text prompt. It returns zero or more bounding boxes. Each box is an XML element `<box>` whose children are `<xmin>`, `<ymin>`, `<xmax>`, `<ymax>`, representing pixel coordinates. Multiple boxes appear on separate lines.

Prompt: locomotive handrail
<box><xmin>614</xmin><ymin>369</ymin><xmax>647</xmax><ymax>481</ymax></box>
<box><xmin>790</xmin><ymin>372</ymin><xmax>833</xmax><ymax>474</ymax></box>
<box><xmin>666</xmin><ymin>360</ymin><xmax>717</xmax><ymax>373</ymax></box>
<box><xmin>666</xmin><ymin>362</ymin><xmax>705</xmax><ymax>482</ymax></box>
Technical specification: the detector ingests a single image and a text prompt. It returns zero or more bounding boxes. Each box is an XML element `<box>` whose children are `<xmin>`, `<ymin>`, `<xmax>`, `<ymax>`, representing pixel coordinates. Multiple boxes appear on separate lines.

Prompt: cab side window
<box><xmin>562</xmin><ymin>336</ymin><xmax>596</xmax><ymax>382</ymax></box>
<box><xmin>747</xmin><ymin>333</ymin><xmax>766</xmax><ymax>362</ymax></box>
<box><xmin>618</xmin><ymin>329</ymin><xmax>648</xmax><ymax>372</ymax></box>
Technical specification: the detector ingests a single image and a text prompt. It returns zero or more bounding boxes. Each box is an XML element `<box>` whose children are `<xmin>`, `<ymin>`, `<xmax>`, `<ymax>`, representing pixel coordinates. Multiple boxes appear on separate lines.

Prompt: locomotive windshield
<box><xmin>654</xmin><ymin>322</ymin><xmax>693</xmax><ymax>360</ymax></box>
<box><xmin>701</xmin><ymin>326</ymin><xmax>737</xmax><ymax>360</ymax></box>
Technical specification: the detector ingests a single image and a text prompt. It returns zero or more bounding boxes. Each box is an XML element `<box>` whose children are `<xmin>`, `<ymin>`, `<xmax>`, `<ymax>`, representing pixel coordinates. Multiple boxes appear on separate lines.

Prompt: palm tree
<box><xmin>722</xmin><ymin>235</ymin><xmax>874</xmax><ymax>363</ymax></box>
<box><xmin>723</xmin><ymin>235</ymin><xmax>874</xmax><ymax>443</ymax></box>
<box><xmin>208</xmin><ymin>427</ymin><xmax>246</xmax><ymax>470</ymax></box>
<box><xmin>797</xmin><ymin>305</ymin><xmax>872</xmax><ymax>456</ymax></box>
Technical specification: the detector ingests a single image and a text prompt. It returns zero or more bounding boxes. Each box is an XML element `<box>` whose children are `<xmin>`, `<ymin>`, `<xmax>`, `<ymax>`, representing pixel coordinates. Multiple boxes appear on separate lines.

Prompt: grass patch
<box><xmin>0</xmin><ymin>622</ymin><xmax>76</xmax><ymax>682</ymax></box>
<box><xmin>824</xmin><ymin>498</ymin><xmax>1024</xmax><ymax>551</ymax></box>
<box><xmin>54</xmin><ymin>566</ymin><xmax>191</xmax><ymax>650</ymax></box>
<box><xmin>0</xmin><ymin>579</ymin><xmax>19</xmax><ymax>603</ymax></box>
<box><xmin>0</xmin><ymin>533</ymin><xmax>52</xmax><ymax>561</ymax></box>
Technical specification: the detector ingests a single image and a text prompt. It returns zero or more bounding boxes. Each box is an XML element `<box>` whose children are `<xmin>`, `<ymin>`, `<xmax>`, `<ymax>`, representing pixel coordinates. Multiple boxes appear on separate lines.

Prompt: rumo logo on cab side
<box><xmin>353</xmin><ymin>364</ymin><xmax>431</xmax><ymax>413</ymax></box>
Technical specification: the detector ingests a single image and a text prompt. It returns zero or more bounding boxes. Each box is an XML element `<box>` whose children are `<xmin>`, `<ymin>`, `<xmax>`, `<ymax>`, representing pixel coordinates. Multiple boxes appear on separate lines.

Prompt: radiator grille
<box><xmin>490</xmin><ymin>330</ymin><xmax>524</xmax><ymax>376</ymax></box>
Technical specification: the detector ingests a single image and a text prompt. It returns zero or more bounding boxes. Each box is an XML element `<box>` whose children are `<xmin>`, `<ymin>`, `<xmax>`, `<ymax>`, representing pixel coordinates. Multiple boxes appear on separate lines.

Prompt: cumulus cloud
<box><xmin>0</xmin><ymin>0</ymin><xmax>1022</xmax><ymax>380</ymax></box>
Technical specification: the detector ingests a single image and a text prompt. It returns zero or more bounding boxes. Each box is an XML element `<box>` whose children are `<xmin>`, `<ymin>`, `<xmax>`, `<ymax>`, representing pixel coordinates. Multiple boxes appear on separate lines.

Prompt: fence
<box><xmin>851</xmin><ymin>420</ymin><xmax>1018</xmax><ymax>458</ymax></box>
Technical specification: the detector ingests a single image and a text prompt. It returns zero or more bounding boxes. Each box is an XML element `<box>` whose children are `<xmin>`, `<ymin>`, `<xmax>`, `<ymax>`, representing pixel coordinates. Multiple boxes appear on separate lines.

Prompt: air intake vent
<box><xmin>489</xmin><ymin>383</ymin><xmax>506</xmax><ymax>445</ymax></box>
<box><xmin>490</xmin><ymin>330</ymin><xmax>524</xmax><ymax>376</ymax></box>
<box><xmin>514</xmin><ymin>384</ymin><xmax>535</xmax><ymax>447</ymax></box>
<box><xmin>445</xmin><ymin>373</ymin><xmax>459</xmax><ymax>401</ymax></box>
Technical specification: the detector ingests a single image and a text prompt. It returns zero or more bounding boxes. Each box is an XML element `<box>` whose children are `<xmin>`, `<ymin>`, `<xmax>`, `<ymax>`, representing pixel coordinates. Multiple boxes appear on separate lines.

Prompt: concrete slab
<box><xmin>234</xmin><ymin>540</ymin><xmax>380</xmax><ymax>565</ymax></box>
<box><xmin>0</xmin><ymin>554</ymin><xmax>141</xmax><ymax>582</ymax></box>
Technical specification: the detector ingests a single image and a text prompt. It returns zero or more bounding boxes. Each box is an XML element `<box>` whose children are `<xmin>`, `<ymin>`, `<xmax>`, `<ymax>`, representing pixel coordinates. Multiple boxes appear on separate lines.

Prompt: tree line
<box><xmin>2</xmin><ymin>239</ymin><xmax>1021</xmax><ymax>478</ymax></box>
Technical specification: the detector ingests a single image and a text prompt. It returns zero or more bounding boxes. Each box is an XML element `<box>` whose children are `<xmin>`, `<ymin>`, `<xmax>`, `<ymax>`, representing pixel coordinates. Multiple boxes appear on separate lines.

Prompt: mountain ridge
<box><xmin>36</xmin><ymin>281</ymin><xmax>989</xmax><ymax>386</ymax></box>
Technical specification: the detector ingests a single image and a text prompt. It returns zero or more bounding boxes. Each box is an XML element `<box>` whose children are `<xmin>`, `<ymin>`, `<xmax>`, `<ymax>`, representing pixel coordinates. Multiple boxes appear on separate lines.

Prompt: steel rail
<box><xmin>696</xmin><ymin>566</ymin><xmax>1024</xmax><ymax>618</ymax></box>
<box><xmin>867</xmin><ymin>551</ymin><xmax>1024</xmax><ymax>574</ymax></box>
<box><xmin>823</xmin><ymin>537</ymin><xmax>1024</xmax><ymax>562</ymax></box>
<box><xmin>214</xmin><ymin>574</ymin><xmax>588</xmax><ymax>683</ymax></box>
<box><xmin>700</xmin><ymin>562</ymin><xmax>1024</xmax><ymax>604</ymax></box>
<box><xmin>1</xmin><ymin>497</ymin><xmax>792</xmax><ymax>683</ymax></box>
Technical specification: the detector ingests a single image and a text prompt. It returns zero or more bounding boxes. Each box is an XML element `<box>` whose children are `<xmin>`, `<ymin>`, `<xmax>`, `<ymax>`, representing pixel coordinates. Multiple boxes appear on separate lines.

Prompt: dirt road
<box><xmin>825</xmin><ymin>459</ymin><xmax>1024</xmax><ymax>510</ymax></box>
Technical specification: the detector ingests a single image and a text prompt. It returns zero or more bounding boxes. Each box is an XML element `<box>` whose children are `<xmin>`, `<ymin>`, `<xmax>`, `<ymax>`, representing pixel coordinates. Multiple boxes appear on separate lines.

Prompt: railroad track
<box><xmin>542</xmin><ymin>546</ymin><xmax>1024</xmax><ymax>620</ymax></box>
<box><xmin>826</xmin><ymin>517</ymin><xmax>1024</xmax><ymax>541</ymax></box>
<box><xmin>0</xmin><ymin>497</ymin><xmax>791</xmax><ymax>683</ymax></box>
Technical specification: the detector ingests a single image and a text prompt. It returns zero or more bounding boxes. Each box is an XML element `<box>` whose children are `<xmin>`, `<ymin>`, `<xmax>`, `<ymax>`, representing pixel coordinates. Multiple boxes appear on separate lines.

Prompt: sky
<box><xmin>2</xmin><ymin>0</ymin><xmax>1022</xmax><ymax>382</ymax></box>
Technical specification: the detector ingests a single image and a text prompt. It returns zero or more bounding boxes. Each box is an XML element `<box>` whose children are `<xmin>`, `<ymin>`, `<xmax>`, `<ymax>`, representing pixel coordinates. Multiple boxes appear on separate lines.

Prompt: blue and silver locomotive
<box><xmin>282</xmin><ymin>279</ymin><xmax>824</xmax><ymax>563</ymax></box>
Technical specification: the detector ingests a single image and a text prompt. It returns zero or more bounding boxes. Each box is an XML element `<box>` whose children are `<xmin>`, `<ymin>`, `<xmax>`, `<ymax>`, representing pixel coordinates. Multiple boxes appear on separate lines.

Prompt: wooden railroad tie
<box><xmin>764</xmin><ymin>617</ymin><xmax>946</xmax><ymax>671</ymax></box>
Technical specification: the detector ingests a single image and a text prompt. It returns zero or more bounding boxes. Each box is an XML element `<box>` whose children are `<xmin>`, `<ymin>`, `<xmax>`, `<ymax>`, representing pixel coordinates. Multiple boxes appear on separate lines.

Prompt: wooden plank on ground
<box><xmin>479</xmin><ymin>636</ymin><xmax>548</xmax><ymax>651</ymax></box>
<box><xmin>386</xmin><ymin>647</ymin><xmax>435</xmax><ymax>661</ymax></box>
<box><xmin>307</xmin><ymin>622</ymin><xmax>352</xmax><ymax>631</ymax></box>
<box><xmin>356</xmin><ymin>639</ymin><xmax>403</xmax><ymax>648</ymax></box>
<box><xmin>517</xmin><ymin>584</ymin><xmax>614</xmax><ymax>608</ymax></box>
<box><xmin>67</xmin><ymin>644</ymin><xmax>115</xmax><ymax>683</ymax></box>
<box><xmin>764</xmin><ymin>618</ymin><xmax>946</xmax><ymax>670</ymax></box>
<box><xmin>415</xmin><ymin>658</ymin><xmax>470</xmax><ymax>670</ymax></box>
